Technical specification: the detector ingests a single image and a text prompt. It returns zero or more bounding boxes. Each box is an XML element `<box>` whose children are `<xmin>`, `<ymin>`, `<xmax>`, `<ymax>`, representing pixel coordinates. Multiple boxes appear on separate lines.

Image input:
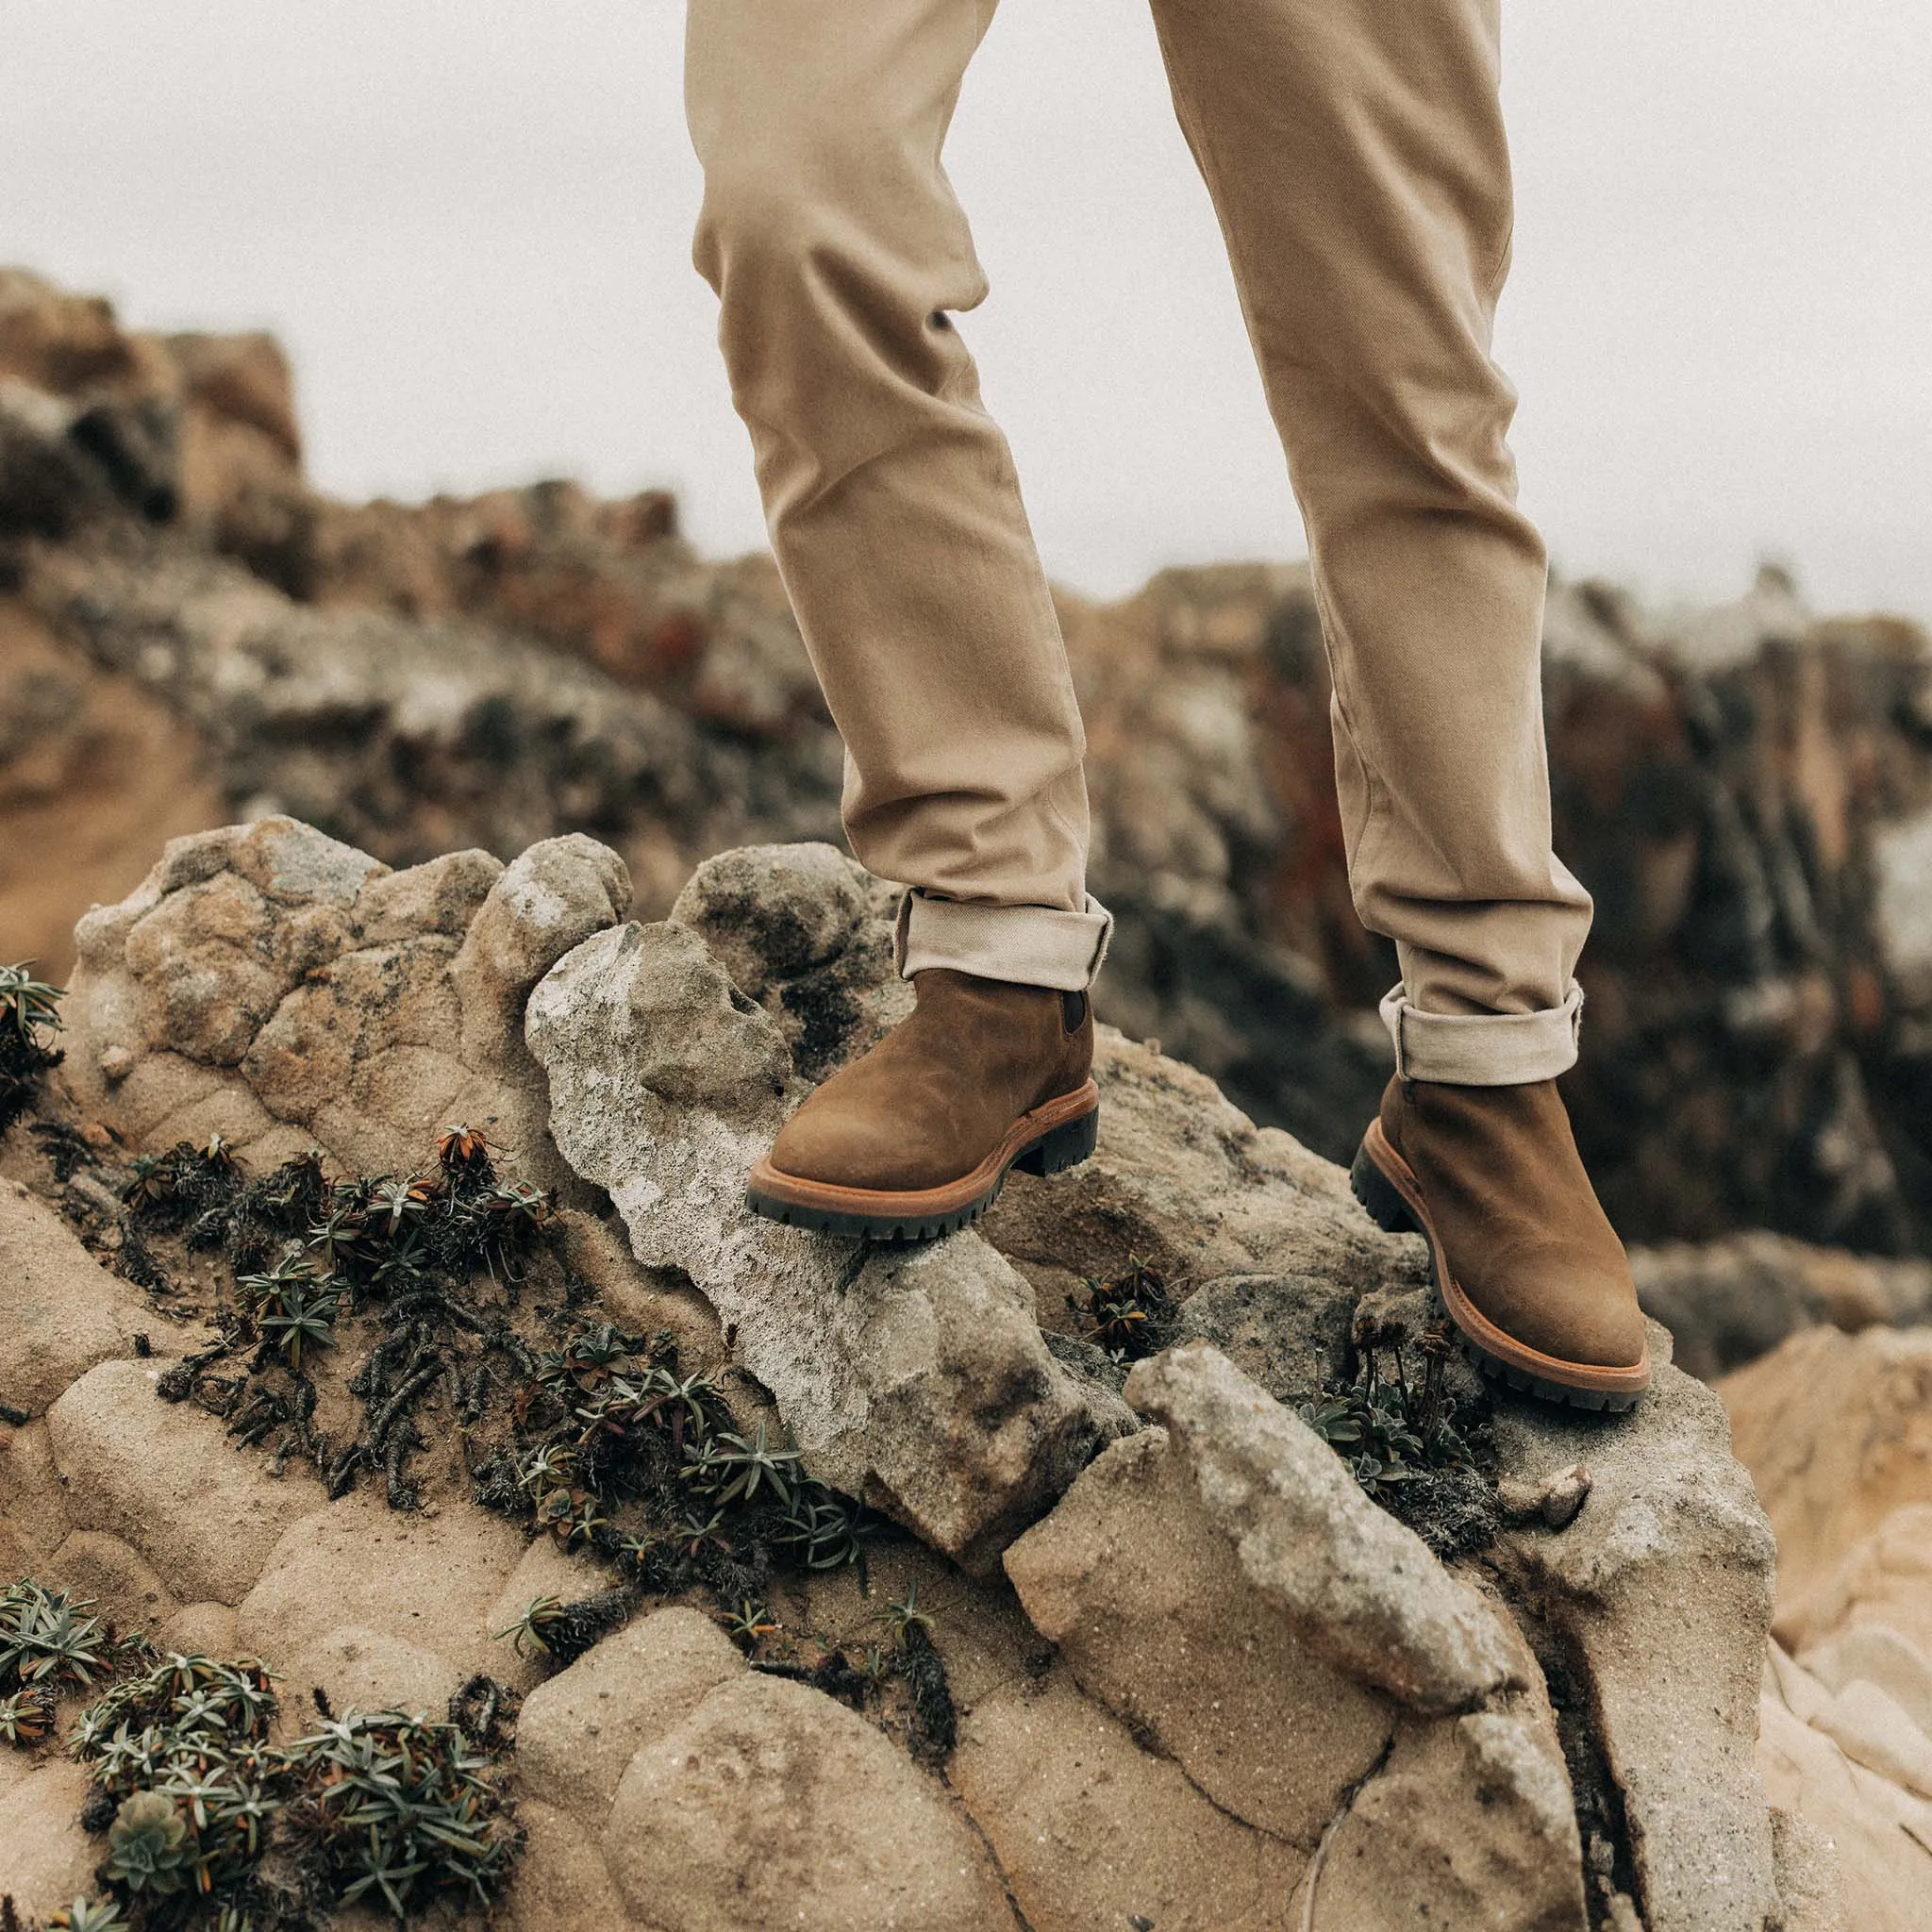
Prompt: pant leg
<box><xmin>683</xmin><ymin>0</ymin><xmax>1111</xmax><ymax>991</ymax></box>
<box><xmin>1147</xmin><ymin>0</ymin><xmax>1594</xmax><ymax>1081</ymax></box>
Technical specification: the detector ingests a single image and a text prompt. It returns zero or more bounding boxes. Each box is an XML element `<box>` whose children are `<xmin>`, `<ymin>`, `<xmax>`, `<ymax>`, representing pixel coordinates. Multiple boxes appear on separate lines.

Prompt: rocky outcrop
<box><xmin>525</xmin><ymin>846</ymin><xmax>1127</xmax><ymax>1572</ymax></box>
<box><xmin>0</xmin><ymin>820</ymin><xmax>1844</xmax><ymax>1924</ymax></box>
<box><xmin>1004</xmin><ymin>1348</ymin><xmax>1589</xmax><ymax>1932</ymax></box>
<box><xmin>1488</xmin><ymin>1327</ymin><xmax>1780</xmax><ymax>1932</ymax></box>
<box><xmin>58</xmin><ymin>813</ymin><xmax>630</xmax><ymax>1188</ymax></box>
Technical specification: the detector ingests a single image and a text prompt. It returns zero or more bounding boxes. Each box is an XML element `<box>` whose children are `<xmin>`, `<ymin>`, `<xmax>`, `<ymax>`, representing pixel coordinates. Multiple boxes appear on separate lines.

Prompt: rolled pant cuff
<box><xmin>1379</xmin><ymin>982</ymin><xmax>1584</xmax><ymax>1085</ymax></box>
<box><xmin>893</xmin><ymin>889</ymin><xmax>1114</xmax><ymax>992</ymax></box>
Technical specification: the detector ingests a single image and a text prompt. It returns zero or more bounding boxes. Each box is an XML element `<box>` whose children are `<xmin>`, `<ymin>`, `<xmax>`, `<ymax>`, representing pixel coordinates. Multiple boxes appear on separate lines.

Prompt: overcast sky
<box><xmin>3</xmin><ymin>1</ymin><xmax>1927</xmax><ymax>617</ymax></box>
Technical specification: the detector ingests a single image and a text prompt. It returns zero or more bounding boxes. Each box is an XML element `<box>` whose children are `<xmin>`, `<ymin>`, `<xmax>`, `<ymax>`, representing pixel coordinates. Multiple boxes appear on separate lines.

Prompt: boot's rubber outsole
<box><xmin>1349</xmin><ymin>1120</ymin><xmax>1649</xmax><ymax>1413</ymax></box>
<box><xmin>745</xmin><ymin>1081</ymin><xmax>1100</xmax><ymax>1241</ymax></box>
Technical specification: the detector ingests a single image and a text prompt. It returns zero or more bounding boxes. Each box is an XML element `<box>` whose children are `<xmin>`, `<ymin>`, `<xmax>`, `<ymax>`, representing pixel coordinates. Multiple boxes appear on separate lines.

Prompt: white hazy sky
<box><xmin>3</xmin><ymin>1</ymin><xmax>1927</xmax><ymax>617</ymax></box>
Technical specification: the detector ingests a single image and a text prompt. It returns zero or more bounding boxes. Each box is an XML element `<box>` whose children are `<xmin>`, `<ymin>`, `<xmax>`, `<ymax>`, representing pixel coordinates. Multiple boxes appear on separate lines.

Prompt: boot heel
<box><xmin>1350</xmin><ymin>1142</ymin><xmax>1418</xmax><ymax>1235</ymax></box>
<box><xmin>1016</xmin><ymin>1106</ymin><xmax>1099</xmax><ymax>1177</ymax></box>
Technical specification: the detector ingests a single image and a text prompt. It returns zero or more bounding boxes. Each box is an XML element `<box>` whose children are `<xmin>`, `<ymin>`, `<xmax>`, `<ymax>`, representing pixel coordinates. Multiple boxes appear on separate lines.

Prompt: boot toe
<box><xmin>1488</xmin><ymin>1283</ymin><xmax>1649</xmax><ymax>1373</ymax></box>
<box><xmin>768</xmin><ymin>1104</ymin><xmax>946</xmax><ymax>1194</ymax></box>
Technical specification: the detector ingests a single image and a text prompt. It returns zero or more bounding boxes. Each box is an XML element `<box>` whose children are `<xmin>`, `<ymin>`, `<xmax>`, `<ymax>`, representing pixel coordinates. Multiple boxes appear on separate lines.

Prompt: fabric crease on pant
<box><xmin>683</xmin><ymin>0</ymin><xmax>1596</xmax><ymax>1084</ymax></box>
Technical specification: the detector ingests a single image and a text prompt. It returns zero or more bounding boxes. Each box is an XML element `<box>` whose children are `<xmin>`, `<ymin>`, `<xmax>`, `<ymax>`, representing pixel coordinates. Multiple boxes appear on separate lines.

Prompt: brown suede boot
<box><xmin>1351</xmin><ymin>1076</ymin><xmax>1651</xmax><ymax>1410</ymax></box>
<box><xmin>746</xmin><ymin>969</ymin><xmax>1098</xmax><ymax>1239</ymax></box>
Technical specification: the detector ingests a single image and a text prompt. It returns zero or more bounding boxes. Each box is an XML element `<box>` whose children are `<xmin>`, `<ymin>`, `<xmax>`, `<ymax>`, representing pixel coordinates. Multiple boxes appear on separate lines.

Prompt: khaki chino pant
<box><xmin>683</xmin><ymin>0</ymin><xmax>1595</xmax><ymax>1084</ymax></box>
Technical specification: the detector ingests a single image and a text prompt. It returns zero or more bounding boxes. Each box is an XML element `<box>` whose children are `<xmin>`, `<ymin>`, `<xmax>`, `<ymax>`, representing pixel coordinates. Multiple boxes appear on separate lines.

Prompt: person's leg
<box><xmin>684</xmin><ymin>0</ymin><xmax>1106</xmax><ymax>1234</ymax></box>
<box><xmin>1147</xmin><ymin>0</ymin><xmax>1646</xmax><ymax>1402</ymax></box>
<box><xmin>684</xmin><ymin>0</ymin><xmax>1109</xmax><ymax>991</ymax></box>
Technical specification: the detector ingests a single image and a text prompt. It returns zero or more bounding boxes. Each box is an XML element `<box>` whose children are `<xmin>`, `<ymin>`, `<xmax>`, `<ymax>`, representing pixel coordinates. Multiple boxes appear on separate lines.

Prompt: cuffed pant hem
<box><xmin>1379</xmin><ymin>982</ymin><xmax>1584</xmax><ymax>1086</ymax></box>
<box><xmin>893</xmin><ymin>889</ymin><xmax>1114</xmax><ymax>992</ymax></box>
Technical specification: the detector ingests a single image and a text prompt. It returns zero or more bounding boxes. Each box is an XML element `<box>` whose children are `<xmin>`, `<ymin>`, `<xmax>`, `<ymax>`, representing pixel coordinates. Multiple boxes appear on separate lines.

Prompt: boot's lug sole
<box><xmin>1349</xmin><ymin>1121</ymin><xmax>1649</xmax><ymax>1412</ymax></box>
<box><xmin>746</xmin><ymin>1082</ymin><xmax>1100</xmax><ymax>1243</ymax></box>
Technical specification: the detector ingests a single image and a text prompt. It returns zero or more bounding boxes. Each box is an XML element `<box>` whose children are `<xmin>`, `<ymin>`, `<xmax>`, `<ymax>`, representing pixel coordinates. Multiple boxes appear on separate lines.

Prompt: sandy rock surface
<box><xmin>605</xmin><ymin>1673</ymin><xmax>1019</xmax><ymax>1932</ymax></box>
<box><xmin>0</xmin><ymin>1174</ymin><xmax>190</xmax><ymax>1412</ymax></box>
<box><xmin>1722</xmin><ymin>1324</ymin><xmax>1932</xmax><ymax>1607</ymax></box>
<box><xmin>47</xmin><ymin>1356</ymin><xmax>324</xmax><ymax>1604</ymax></box>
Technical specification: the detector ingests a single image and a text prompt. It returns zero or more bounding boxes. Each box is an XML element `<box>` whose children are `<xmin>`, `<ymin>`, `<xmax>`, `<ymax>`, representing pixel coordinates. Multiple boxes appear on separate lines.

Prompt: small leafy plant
<box><xmin>1297</xmin><ymin>1319</ymin><xmax>1471</xmax><ymax>1491</ymax></box>
<box><xmin>0</xmin><ymin>1580</ymin><xmax>108</xmax><ymax>1708</ymax></box>
<box><xmin>1295</xmin><ymin>1315</ymin><xmax>1500</xmax><ymax>1557</ymax></box>
<box><xmin>1065</xmin><ymin>1256</ymin><xmax>1174</xmax><ymax>1364</ymax></box>
<box><xmin>0</xmin><ymin>962</ymin><xmax>64</xmax><ymax>1136</ymax></box>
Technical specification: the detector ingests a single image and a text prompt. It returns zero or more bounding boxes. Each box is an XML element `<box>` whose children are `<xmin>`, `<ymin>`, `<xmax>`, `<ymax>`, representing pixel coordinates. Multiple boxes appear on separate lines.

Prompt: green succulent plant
<box><xmin>0</xmin><ymin>1580</ymin><xmax>108</xmax><ymax>1691</ymax></box>
<box><xmin>0</xmin><ymin>961</ymin><xmax>62</xmax><ymax>1040</ymax></box>
<box><xmin>45</xmin><ymin>1899</ymin><xmax>132</xmax><ymax>1932</ymax></box>
<box><xmin>104</xmin><ymin>1790</ymin><xmax>194</xmax><ymax>1894</ymax></box>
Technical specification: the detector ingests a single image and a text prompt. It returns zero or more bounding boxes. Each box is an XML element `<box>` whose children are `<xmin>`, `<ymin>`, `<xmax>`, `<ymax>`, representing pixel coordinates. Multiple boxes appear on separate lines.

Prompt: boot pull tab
<box><xmin>1061</xmin><ymin>991</ymin><xmax>1088</xmax><ymax>1032</ymax></box>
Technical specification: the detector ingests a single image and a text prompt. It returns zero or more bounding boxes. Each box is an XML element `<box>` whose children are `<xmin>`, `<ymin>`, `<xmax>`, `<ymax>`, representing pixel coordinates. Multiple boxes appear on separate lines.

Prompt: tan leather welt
<box><xmin>751</xmin><ymin>1080</ymin><xmax>1100</xmax><ymax>1215</ymax></box>
<box><xmin>1362</xmin><ymin>1120</ymin><xmax>1651</xmax><ymax>1395</ymax></box>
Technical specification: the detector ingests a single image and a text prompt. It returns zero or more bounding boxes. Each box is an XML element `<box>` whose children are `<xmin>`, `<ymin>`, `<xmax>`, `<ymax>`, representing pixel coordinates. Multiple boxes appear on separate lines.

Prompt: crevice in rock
<box><xmin>1509</xmin><ymin>1600</ymin><xmax>1645</xmax><ymax>1929</ymax></box>
<box><xmin>943</xmin><ymin>1772</ymin><xmax>1041</xmax><ymax>1932</ymax></box>
<box><xmin>1115</xmin><ymin>1707</ymin><xmax>1310</xmax><ymax>1848</ymax></box>
<box><xmin>1295</xmin><ymin>1728</ymin><xmax>1400</xmax><ymax>1930</ymax></box>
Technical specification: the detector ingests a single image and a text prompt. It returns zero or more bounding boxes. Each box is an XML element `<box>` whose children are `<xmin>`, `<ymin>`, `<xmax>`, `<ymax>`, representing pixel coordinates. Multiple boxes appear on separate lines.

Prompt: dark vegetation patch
<box><xmin>1064</xmin><ymin>1256</ymin><xmax>1176</xmax><ymax>1364</ymax></box>
<box><xmin>0</xmin><ymin>964</ymin><xmax>65</xmax><ymax>1138</ymax></box>
<box><xmin>2</xmin><ymin>1578</ymin><xmax>521</xmax><ymax>1928</ymax></box>
<box><xmin>1296</xmin><ymin>1304</ymin><xmax>1502</xmax><ymax>1558</ymax></box>
<box><xmin>6</xmin><ymin>976</ymin><xmax>960</xmax><ymax>1798</ymax></box>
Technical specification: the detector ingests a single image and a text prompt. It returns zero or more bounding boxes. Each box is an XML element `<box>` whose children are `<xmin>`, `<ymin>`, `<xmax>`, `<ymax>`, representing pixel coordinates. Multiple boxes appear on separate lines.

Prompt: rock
<box><xmin>602</xmin><ymin>1673</ymin><xmax>1016</xmax><ymax>1931</ymax></box>
<box><xmin>235</xmin><ymin>1492</ymin><xmax>531</xmax><ymax>1687</ymax></box>
<box><xmin>984</xmin><ymin>1027</ymin><xmax>1411</xmax><ymax>1303</ymax></box>
<box><xmin>282</xmin><ymin>1624</ymin><xmax>469</xmax><ymax>1722</ymax></box>
<box><xmin>1496</xmin><ymin>1464</ymin><xmax>1592</xmax><ymax>1531</ymax></box>
<box><xmin>61</xmin><ymin>816</ymin><xmax>632</xmax><ymax>1190</ymax></box>
<box><xmin>949</xmin><ymin>1671</ymin><xmax>1307</xmax><ymax>1932</ymax></box>
<box><xmin>0</xmin><ymin>1420</ymin><xmax>71</xmax><ymax>1581</ymax></box>
<box><xmin>1800</xmin><ymin>1623</ymin><xmax>1932</xmax><ymax>1738</ymax></box>
<box><xmin>1488</xmin><ymin>1331</ymin><xmax>1780</xmax><ymax>1932</ymax></box>
<box><xmin>526</xmin><ymin>892</ymin><xmax>1118</xmax><ymax>1572</ymax></box>
<box><xmin>504</xmin><ymin>1798</ymin><xmax>632</xmax><ymax>1932</ymax></box>
<box><xmin>46</xmin><ymin>1528</ymin><xmax>178</xmax><ymax>1632</ymax></box>
<box><xmin>46</xmin><ymin>1357</ymin><xmax>323</xmax><ymax>1604</ymax></box>
<box><xmin>1758</xmin><ymin>1647</ymin><xmax>1932</xmax><ymax>1931</ymax></box>
<box><xmin>516</xmin><ymin>1607</ymin><xmax>743</xmax><ymax>1820</ymax></box>
<box><xmin>1122</xmin><ymin>1343</ymin><xmax>1517</xmax><ymax>1712</ymax></box>
<box><xmin>0</xmin><ymin>1174</ymin><xmax>179</xmax><ymax>1413</ymax></box>
<box><xmin>1768</xmin><ymin>1807</ymin><xmax>1849</xmax><ymax>1932</ymax></box>
<box><xmin>0</xmin><ymin>1759</ymin><xmax>100</xmax><ymax>1919</ymax></box>
<box><xmin>154</xmin><ymin>1600</ymin><xmax>241</xmax><ymax>1656</ymax></box>
<box><xmin>1807</xmin><ymin>1677</ymin><xmax>1932</xmax><ymax>1799</ymax></box>
<box><xmin>667</xmin><ymin>840</ymin><xmax>911</xmax><ymax>1079</ymax></box>
<box><xmin>1777</xmin><ymin>1507</ymin><xmax>1932</xmax><ymax>1659</ymax></box>
<box><xmin>1006</xmin><ymin>1343</ymin><xmax>1586</xmax><ymax>1924</ymax></box>
<box><xmin>1720</xmin><ymin>1325</ymin><xmax>1932</xmax><ymax>1605</ymax></box>
<box><xmin>1005</xmin><ymin>1424</ymin><xmax>1394</xmax><ymax>1842</ymax></box>
<box><xmin>1632</xmin><ymin>1234</ymin><xmax>1932</xmax><ymax>1382</ymax></box>
<box><xmin>1294</xmin><ymin>1713</ymin><xmax>1587</xmax><ymax>1932</ymax></box>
